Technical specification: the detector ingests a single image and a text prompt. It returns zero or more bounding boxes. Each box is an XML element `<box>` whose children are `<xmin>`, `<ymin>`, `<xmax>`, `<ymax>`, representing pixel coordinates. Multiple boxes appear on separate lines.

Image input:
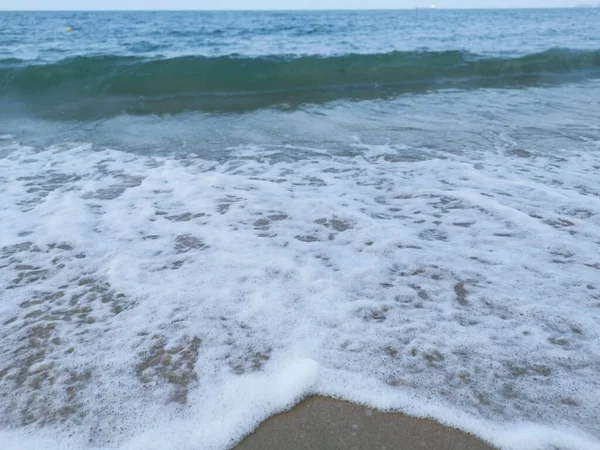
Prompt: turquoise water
<box><xmin>1</xmin><ymin>10</ymin><xmax>600</xmax><ymax>450</ymax></box>
<box><xmin>1</xmin><ymin>9</ymin><xmax>600</xmax><ymax>117</ymax></box>
<box><xmin>3</xmin><ymin>9</ymin><xmax>600</xmax><ymax>60</ymax></box>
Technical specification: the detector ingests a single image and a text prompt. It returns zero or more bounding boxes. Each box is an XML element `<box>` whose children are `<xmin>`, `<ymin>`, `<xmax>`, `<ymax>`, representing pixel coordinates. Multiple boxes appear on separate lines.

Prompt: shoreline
<box><xmin>235</xmin><ymin>396</ymin><xmax>496</xmax><ymax>450</ymax></box>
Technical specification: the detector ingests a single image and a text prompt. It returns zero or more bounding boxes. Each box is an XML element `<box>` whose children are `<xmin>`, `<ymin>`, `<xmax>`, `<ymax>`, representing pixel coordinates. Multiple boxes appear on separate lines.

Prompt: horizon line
<box><xmin>0</xmin><ymin>6</ymin><xmax>582</xmax><ymax>12</ymax></box>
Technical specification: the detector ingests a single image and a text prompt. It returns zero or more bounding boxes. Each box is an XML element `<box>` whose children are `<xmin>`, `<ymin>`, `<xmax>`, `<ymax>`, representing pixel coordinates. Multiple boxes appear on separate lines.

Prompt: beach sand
<box><xmin>235</xmin><ymin>396</ymin><xmax>496</xmax><ymax>450</ymax></box>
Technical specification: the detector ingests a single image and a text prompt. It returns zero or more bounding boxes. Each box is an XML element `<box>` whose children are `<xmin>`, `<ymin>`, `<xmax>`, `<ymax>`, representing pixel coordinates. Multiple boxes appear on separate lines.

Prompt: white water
<box><xmin>1</xmin><ymin>135</ymin><xmax>600</xmax><ymax>450</ymax></box>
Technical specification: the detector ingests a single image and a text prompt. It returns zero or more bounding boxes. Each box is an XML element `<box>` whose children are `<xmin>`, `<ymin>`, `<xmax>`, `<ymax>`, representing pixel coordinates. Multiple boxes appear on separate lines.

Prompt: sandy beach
<box><xmin>236</xmin><ymin>396</ymin><xmax>496</xmax><ymax>450</ymax></box>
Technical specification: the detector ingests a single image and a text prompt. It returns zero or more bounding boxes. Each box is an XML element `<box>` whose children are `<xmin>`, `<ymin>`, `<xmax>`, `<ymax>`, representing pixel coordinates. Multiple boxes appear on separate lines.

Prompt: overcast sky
<box><xmin>0</xmin><ymin>0</ymin><xmax>583</xmax><ymax>10</ymax></box>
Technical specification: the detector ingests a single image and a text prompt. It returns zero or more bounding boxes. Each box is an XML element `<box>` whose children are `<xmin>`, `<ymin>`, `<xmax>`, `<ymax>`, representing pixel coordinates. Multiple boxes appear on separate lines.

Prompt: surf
<box><xmin>1</xmin><ymin>48</ymin><xmax>600</xmax><ymax>118</ymax></box>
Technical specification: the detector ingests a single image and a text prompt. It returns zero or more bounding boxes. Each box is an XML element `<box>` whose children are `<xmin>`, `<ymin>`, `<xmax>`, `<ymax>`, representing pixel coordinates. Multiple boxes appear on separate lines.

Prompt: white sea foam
<box><xmin>1</xmin><ymin>136</ymin><xmax>599</xmax><ymax>450</ymax></box>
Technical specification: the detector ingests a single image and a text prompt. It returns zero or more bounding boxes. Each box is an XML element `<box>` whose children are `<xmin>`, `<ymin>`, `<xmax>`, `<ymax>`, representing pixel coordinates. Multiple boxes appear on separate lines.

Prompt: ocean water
<box><xmin>1</xmin><ymin>9</ymin><xmax>600</xmax><ymax>450</ymax></box>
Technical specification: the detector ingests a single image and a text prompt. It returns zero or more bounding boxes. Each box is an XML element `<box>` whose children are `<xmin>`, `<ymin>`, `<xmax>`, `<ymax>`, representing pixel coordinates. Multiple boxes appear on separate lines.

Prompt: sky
<box><xmin>0</xmin><ymin>0</ymin><xmax>583</xmax><ymax>10</ymax></box>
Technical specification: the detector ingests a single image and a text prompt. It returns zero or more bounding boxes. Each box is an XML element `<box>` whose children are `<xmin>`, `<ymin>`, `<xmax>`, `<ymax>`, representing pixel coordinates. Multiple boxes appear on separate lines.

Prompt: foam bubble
<box><xmin>0</xmin><ymin>134</ymin><xmax>599</xmax><ymax>450</ymax></box>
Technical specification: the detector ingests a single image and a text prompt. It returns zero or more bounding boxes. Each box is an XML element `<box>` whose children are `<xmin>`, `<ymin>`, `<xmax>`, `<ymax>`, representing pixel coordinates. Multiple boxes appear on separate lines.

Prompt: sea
<box><xmin>1</xmin><ymin>8</ymin><xmax>600</xmax><ymax>450</ymax></box>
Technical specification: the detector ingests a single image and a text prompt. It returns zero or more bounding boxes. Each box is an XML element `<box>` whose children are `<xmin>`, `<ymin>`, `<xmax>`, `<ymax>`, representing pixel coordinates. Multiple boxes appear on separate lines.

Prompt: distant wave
<box><xmin>1</xmin><ymin>48</ymin><xmax>599</xmax><ymax>118</ymax></box>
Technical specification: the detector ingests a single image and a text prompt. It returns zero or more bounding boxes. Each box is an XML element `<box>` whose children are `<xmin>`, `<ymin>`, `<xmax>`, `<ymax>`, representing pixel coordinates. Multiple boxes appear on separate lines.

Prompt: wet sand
<box><xmin>235</xmin><ymin>396</ymin><xmax>496</xmax><ymax>450</ymax></box>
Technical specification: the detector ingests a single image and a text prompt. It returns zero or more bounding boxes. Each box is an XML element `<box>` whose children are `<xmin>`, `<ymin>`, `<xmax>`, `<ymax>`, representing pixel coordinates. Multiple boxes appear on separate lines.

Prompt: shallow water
<box><xmin>1</xmin><ymin>9</ymin><xmax>600</xmax><ymax>450</ymax></box>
